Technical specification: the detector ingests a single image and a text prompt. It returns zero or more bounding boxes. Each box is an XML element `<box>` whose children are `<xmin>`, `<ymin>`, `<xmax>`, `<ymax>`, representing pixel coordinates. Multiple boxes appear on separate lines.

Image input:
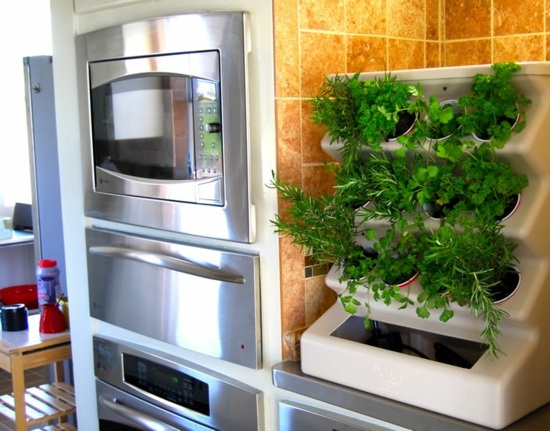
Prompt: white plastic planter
<box><xmin>303</xmin><ymin>63</ymin><xmax>550</xmax><ymax>429</ymax></box>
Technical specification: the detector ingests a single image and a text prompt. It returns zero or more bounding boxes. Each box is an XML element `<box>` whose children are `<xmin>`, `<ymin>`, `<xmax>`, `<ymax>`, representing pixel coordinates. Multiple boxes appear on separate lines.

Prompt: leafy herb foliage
<box><xmin>272</xmin><ymin>62</ymin><xmax>531</xmax><ymax>358</ymax></box>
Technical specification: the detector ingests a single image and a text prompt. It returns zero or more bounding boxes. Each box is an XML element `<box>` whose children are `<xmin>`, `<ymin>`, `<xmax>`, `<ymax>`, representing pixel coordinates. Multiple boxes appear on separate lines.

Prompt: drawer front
<box><xmin>86</xmin><ymin>228</ymin><xmax>261</xmax><ymax>368</ymax></box>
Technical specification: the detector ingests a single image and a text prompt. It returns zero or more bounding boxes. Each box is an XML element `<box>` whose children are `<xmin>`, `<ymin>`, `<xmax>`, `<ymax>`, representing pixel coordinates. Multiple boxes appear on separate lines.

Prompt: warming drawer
<box><xmin>279</xmin><ymin>401</ymin><xmax>396</xmax><ymax>431</ymax></box>
<box><xmin>86</xmin><ymin>227</ymin><xmax>261</xmax><ymax>369</ymax></box>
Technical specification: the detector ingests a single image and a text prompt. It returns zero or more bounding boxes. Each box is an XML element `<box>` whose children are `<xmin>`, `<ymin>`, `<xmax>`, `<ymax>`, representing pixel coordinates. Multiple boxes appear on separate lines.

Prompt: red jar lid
<box><xmin>38</xmin><ymin>259</ymin><xmax>57</xmax><ymax>268</ymax></box>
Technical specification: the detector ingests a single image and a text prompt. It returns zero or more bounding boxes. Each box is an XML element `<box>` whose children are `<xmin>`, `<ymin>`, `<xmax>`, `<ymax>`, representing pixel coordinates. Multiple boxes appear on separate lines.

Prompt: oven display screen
<box><xmin>123</xmin><ymin>354</ymin><xmax>210</xmax><ymax>416</ymax></box>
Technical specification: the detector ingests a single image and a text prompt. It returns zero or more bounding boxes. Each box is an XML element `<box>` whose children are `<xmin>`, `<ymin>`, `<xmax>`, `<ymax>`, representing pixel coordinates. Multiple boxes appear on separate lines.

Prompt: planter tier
<box><xmin>301</xmin><ymin>62</ymin><xmax>550</xmax><ymax>430</ymax></box>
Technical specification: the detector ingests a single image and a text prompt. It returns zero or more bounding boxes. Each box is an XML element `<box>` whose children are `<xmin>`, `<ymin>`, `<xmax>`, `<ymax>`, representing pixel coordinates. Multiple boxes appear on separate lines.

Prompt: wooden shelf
<box><xmin>0</xmin><ymin>382</ymin><xmax>76</xmax><ymax>428</ymax></box>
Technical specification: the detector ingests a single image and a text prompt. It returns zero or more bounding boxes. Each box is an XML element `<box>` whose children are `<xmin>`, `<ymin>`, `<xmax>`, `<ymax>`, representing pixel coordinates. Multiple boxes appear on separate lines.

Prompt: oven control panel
<box><xmin>123</xmin><ymin>353</ymin><xmax>210</xmax><ymax>415</ymax></box>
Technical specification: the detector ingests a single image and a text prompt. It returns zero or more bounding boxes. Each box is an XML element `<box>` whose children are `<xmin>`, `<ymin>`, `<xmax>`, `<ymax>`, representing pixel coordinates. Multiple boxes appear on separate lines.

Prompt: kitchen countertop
<box><xmin>272</xmin><ymin>361</ymin><xmax>550</xmax><ymax>431</ymax></box>
<box><xmin>0</xmin><ymin>231</ymin><xmax>33</xmax><ymax>248</ymax></box>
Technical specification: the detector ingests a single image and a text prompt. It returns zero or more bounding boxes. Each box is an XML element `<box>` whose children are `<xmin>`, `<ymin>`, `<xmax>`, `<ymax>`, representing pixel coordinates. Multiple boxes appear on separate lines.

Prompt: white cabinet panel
<box><xmin>75</xmin><ymin>0</ymin><xmax>149</xmax><ymax>14</ymax></box>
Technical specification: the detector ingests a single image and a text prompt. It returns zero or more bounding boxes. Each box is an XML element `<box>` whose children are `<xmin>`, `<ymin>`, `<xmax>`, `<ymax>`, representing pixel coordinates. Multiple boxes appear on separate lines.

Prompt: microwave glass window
<box><xmin>91</xmin><ymin>75</ymin><xmax>222</xmax><ymax>182</ymax></box>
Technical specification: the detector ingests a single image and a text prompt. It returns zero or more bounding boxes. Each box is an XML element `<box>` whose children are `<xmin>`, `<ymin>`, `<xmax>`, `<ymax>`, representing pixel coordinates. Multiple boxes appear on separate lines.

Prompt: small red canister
<box><xmin>39</xmin><ymin>303</ymin><xmax>66</xmax><ymax>334</ymax></box>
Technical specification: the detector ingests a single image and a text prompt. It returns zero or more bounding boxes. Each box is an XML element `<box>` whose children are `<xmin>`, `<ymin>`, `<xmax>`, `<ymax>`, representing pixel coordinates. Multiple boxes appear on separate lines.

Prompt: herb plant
<box><xmin>269</xmin><ymin>173</ymin><xmax>357</xmax><ymax>265</ymax></box>
<box><xmin>458</xmin><ymin>62</ymin><xmax>531</xmax><ymax>148</ymax></box>
<box><xmin>311</xmin><ymin>73</ymin><xmax>424</xmax><ymax>164</ymax></box>
<box><xmin>271</xmin><ymin>62</ymin><xmax>529</xmax><ymax>359</ymax></box>
<box><xmin>338</xmin><ymin>227</ymin><xmax>419</xmax><ymax>323</ymax></box>
<box><xmin>461</xmin><ymin>143</ymin><xmax>529</xmax><ymax>220</ymax></box>
<box><xmin>417</xmin><ymin>221</ymin><xmax>518</xmax><ymax>357</ymax></box>
<box><xmin>422</xmin><ymin>97</ymin><xmax>463</xmax><ymax>141</ymax></box>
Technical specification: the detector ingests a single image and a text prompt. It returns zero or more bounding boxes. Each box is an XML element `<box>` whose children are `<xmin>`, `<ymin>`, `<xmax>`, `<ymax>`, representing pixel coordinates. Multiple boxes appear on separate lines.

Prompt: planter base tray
<box><xmin>301</xmin><ymin>302</ymin><xmax>546</xmax><ymax>429</ymax></box>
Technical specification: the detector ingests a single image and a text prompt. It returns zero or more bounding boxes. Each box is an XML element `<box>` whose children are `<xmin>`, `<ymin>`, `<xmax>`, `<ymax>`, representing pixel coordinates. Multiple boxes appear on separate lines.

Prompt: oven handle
<box><xmin>89</xmin><ymin>246</ymin><xmax>245</xmax><ymax>284</ymax></box>
<box><xmin>99</xmin><ymin>395</ymin><xmax>183</xmax><ymax>431</ymax></box>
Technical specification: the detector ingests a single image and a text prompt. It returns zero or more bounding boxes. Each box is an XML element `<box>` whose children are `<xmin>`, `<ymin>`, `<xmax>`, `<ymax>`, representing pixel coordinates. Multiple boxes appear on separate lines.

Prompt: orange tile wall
<box><xmin>273</xmin><ymin>0</ymin><xmax>549</xmax><ymax>360</ymax></box>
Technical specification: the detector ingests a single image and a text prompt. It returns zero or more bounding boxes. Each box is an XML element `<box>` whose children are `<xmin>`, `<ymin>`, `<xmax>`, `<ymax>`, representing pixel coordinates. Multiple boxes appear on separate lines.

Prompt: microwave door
<box><xmin>91</xmin><ymin>71</ymin><xmax>224</xmax><ymax>206</ymax></box>
<box><xmin>95</xmin><ymin>166</ymin><xmax>223</xmax><ymax>204</ymax></box>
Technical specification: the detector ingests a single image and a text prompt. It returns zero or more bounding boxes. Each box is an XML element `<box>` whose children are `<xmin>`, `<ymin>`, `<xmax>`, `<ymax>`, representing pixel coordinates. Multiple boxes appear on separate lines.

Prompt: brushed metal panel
<box><xmin>279</xmin><ymin>401</ymin><xmax>394</xmax><ymax>431</ymax></box>
<box><xmin>78</xmin><ymin>12</ymin><xmax>254</xmax><ymax>243</ymax></box>
<box><xmin>95</xmin><ymin>336</ymin><xmax>262</xmax><ymax>430</ymax></box>
<box><xmin>86</xmin><ymin>228</ymin><xmax>261</xmax><ymax>369</ymax></box>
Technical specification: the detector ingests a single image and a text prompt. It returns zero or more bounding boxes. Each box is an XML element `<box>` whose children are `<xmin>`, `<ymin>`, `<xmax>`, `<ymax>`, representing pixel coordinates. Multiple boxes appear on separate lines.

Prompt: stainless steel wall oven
<box><xmin>94</xmin><ymin>336</ymin><xmax>262</xmax><ymax>430</ymax></box>
<box><xmin>77</xmin><ymin>12</ymin><xmax>254</xmax><ymax>243</ymax></box>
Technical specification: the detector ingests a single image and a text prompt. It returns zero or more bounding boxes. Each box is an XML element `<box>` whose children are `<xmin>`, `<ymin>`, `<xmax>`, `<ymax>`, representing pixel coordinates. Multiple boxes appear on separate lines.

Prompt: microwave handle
<box><xmin>89</xmin><ymin>246</ymin><xmax>245</xmax><ymax>284</ymax></box>
<box><xmin>99</xmin><ymin>395</ymin><xmax>203</xmax><ymax>431</ymax></box>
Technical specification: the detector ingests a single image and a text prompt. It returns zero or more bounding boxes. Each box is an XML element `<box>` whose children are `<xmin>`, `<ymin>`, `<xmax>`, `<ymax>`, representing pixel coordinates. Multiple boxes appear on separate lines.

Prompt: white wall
<box><xmin>0</xmin><ymin>0</ymin><xmax>52</xmax><ymax>217</ymax></box>
<box><xmin>50</xmin><ymin>1</ymin><xmax>280</xmax><ymax>429</ymax></box>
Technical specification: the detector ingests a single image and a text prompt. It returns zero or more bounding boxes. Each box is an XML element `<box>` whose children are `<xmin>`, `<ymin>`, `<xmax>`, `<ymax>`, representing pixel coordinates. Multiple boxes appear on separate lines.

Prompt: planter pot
<box><xmin>498</xmin><ymin>193</ymin><xmax>521</xmax><ymax>222</ymax></box>
<box><xmin>392</xmin><ymin>270</ymin><xmax>419</xmax><ymax>288</ymax></box>
<box><xmin>492</xmin><ymin>265</ymin><xmax>521</xmax><ymax>304</ymax></box>
<box><xmin>386</xmin><ymin>111</ymin><xmax>416</xmax><ymax>141</ymax></box>
<box><xmin>472</xmin><ymin>110</ymin><xmax>521</xmax><ymax>142</ymax></box>
<box><xmin>426</xmin><ymin>99</ymin><xmax>463</xmax><ymax>141</ymax></box>
<box><xmin>382</xmin><ymin>268</ymin><xmax>419</xmax><ymax>288</ymax></box>
<box><xmin>342</xmin><ymin>244</ymin><xmax>379</xmax><ymax>279</ymax></box>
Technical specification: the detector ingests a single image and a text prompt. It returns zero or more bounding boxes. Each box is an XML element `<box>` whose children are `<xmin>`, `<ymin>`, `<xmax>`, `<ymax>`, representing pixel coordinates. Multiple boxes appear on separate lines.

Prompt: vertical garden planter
<box><xmin>297</xmin><ymin>63</ymin><xmax>550</xmax><ymax>429</ymax></box>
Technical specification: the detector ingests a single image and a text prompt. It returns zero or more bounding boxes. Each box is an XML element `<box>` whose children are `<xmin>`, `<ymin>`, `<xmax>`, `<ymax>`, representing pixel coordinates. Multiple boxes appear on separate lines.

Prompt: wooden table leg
<box><xmin>53</xmin><ymin>360</ymin><xmax>67</xmax><ymax>424</ymax></box>
<box><xmin>11</xmin><ymin>352</ymin><xmax>27</xmax><ymax>431</ymax></box>
<box><xmin>53</xmin><ymin>360</ymin><xmax>65</xmax><ymax>383</ymax></box>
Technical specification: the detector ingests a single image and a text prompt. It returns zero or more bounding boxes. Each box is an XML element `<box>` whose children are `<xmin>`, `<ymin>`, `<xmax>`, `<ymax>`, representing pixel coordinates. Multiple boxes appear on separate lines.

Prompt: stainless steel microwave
<box><xmin>77</xmin><ymin>12</ymin><xmax>255</xmax><ymax>243</ymax></box>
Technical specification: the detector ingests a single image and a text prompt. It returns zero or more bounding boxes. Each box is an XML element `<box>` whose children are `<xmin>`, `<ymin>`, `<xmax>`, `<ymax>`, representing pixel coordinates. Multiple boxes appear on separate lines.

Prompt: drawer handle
<box><xmin>89</xmin><ymin>246</ymin><xmax>245</xmax><ymax>284</ymax></box>
<box><xmin>99</xmin><ymin>395</ymin><xmax>182</xmax><ymax>431</ymax></box>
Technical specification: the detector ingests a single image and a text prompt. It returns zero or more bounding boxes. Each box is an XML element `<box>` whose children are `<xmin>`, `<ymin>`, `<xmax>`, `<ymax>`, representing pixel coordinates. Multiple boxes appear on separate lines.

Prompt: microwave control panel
<box><xmin>194</xmin><ymin>79</ymin><xmax>223</xmax><ymax>180</ymax></box>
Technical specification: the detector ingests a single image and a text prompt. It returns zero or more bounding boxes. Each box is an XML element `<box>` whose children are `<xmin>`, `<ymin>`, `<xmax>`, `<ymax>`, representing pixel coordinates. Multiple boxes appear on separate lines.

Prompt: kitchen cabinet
<box><xmin>51</xmin><ymin>0</ymin><xmax>279</xmax><ymax>428</ymax></box>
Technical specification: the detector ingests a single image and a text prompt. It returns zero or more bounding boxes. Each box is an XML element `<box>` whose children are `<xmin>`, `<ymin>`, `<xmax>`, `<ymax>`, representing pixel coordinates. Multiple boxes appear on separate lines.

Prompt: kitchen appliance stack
<box><xmin>77</xmin><ymin>12</ymin><xmax>262</xmax><ymax>429</ymax></box>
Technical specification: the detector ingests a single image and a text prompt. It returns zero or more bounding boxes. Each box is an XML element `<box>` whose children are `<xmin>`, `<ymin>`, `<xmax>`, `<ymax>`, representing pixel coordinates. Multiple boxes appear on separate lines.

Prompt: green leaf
<box><xmin>344</xmin><ymin>303</ymin><xmax>357</xmax><ymax>314</ymax></box>
<box><xmin>365</xmin><ymin>229</ymin><xmax>377</xmax><ymax>241</ymax></box>
<box><xmin>417</xmin><ymin>292</ymin><xmax>429</xmax><ymax>302</ymax></box>
<box><xmin>395</xmin><ymin>146</ymin><xmax>407</xmax><ymax>158</ymax></box>
<box><xmin>416</xmin><ymin>305</ymin><xmax>430</xmax><ymax>319</ymax></box>
<box><xmin>440</xmin><ymin>309</ymin><xmax>455</xmax><ymax>322</ymax></box>
<box><xmin>427</xmin><ymin>165</ymin><xmax>439</xmax><ymax>178</ymax></box>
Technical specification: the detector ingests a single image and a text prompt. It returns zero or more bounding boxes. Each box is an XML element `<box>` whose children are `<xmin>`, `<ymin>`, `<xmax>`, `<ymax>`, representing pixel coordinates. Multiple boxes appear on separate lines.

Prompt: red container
<box><xmin>39</xmin><ymin>303</ymin><xmax>66</xmax><ymax>334</ymax></box>
<box><xmin>0</xmin><ymin>284</ymin><xmax>38</xmax><ymax>310</ymax></box>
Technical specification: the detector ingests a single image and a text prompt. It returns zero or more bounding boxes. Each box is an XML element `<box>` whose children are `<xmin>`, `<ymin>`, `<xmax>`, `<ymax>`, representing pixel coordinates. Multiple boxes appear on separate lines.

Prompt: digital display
<box><xmin>123</xmin><ymin>354</ymin><xmax>210</xmax><ymax>416</ymax></box>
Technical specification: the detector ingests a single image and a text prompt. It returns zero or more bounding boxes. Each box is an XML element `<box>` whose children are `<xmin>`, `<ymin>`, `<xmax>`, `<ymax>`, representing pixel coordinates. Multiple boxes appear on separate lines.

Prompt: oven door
<box><xmin>86</xmin><ymin>227</ymin><xmax>261</xmax><ymax>369</ymax></box>
<box><xmin>97</xmin><ymin>380</ymin><xmax>214</xmax><ymax>431</ymax></box>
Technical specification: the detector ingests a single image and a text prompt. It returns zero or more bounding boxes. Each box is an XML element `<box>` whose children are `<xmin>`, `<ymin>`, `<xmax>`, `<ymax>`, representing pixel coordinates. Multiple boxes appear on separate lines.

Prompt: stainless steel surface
<box><xmin>272</xmin><ymin>361</ymin><xmax>550</xmax><ymax>431</ymax></box>
<box><xmin>87</xmin><ymin>228</ymin><xmax>261</xmax><ymax>369</ymax></box>
<box><xmin>77</xmin><ymin>12</ymin><xmax>255</xmax><ymax>243</ymax></box>
<box><xmin>279</xmin><ymin>401</ymin><xmax>394</xmax><ymax>431</ymax></box>
<box><xmin>88</xmin><ymin>245</ymin><xmax>245</xmax><ymax>284</ymax></box>
<box><xmin>89</xmin><ymin>51</ymin><xmax>219</xmax><ymax>88</ymax></box>
<box><xmin>99</xmin><ymin>394</ymin><xmax>185</xmax><ymax>431</ymax></box>
<box><xmin>95</xmin><ymin>336</ymin><xmax>262</xmax><ymax>430</ymax></box>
